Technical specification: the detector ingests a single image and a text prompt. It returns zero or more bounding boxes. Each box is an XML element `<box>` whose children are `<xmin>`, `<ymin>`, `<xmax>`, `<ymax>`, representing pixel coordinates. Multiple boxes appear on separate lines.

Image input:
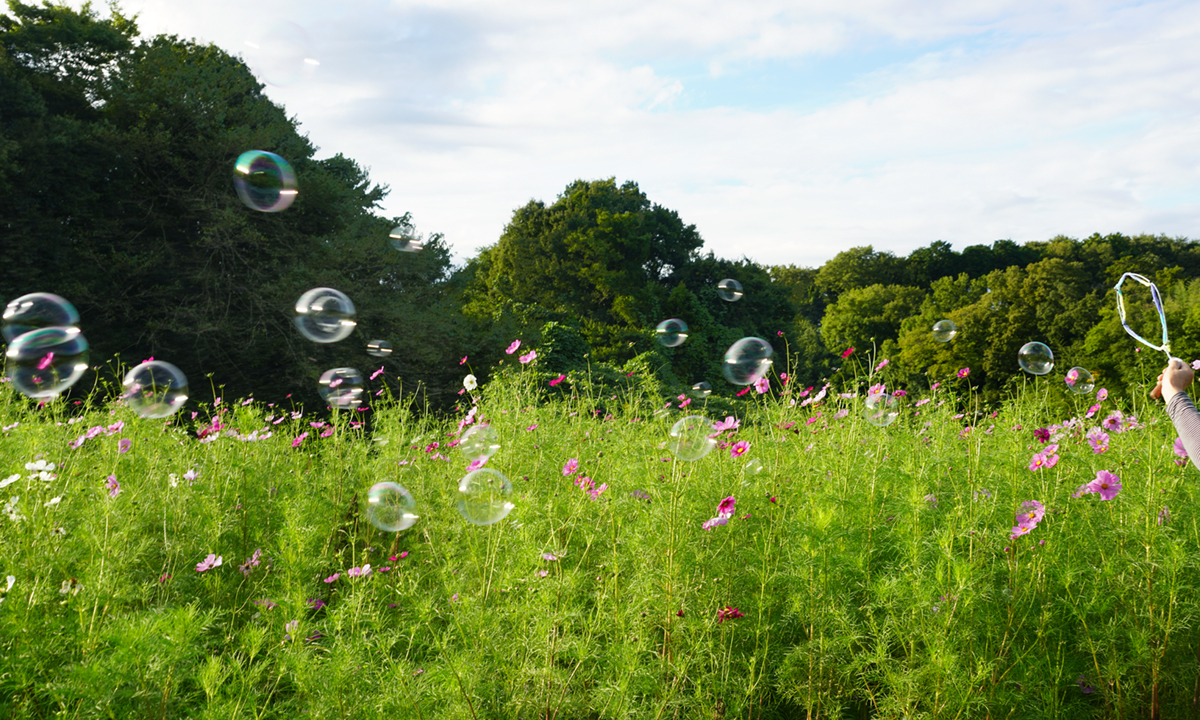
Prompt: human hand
<box><xmin>1156</xmin><ymin>358</ymin><xmax>1194</xmax><ymax>402</ymax></box>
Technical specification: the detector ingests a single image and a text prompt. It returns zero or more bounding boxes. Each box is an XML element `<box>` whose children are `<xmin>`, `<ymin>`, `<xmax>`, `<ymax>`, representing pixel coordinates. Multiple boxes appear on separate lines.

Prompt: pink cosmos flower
<box><xmin>370</xmin><ymin>366</ymin><xmax>385</xmax><ymax>381</ymax></box>
<box><xmin>105</xmin><ymin>474</ymin><xmax>120</xmax><ymax>498</ymax></box>
<box><xmin>736</xmin><ymin>387</ymin><xmax>750</xmax><ymax>397</ymax></box>
<box><xmin>1087</xmin><ymin>470</ymin><xmax>1121</xmax><ymax>500</ymax></box>
<box><xmin>562</xmin><ymin>458</ymin><xmax>579</xmax><ymax>476</ymax></box>
<box><xmin>36</xmin><ymin>352</ymin><xmax>54</xmax><ymax>371</ymax></box>
<box><xmin>589</xmin><ymin>483</ymin><xmax>608</xmax><ymax>500</ymax></box>
<box><xmin>834</xmin><ymin>408</ymin><xmax>849</xmax><ymax>419</ymax></box>
<box><xmin>717</xmin><ymin>606</ymin><xmax>744</xmax><ymax>623</ymax></box>
<box><xmin>195</xmin><ymin>553</ymin><xmax>222</xmax><ymax>572</ymax></box>
<box><xmin>466</xmin><ymin>458</ymin><xmax>488</xmax><ymax>472</ymax></box>
<box><xmin>117</xmin><ymin>438</ymin><xmax>131</xmax><ymax>454</ymax></box>
<box><xmin>712</xmin><ymin>416</ymin><xmax>740</xmax><ymax>433</ymax></box>
<box><xmin>867</xmin><ymin>383</ymin><xmax>886</xmax><ymax>401</ymax></box>
<box><xmin>1033</xmin><ymin>427</ymin><xmax>1050</xmax><ymax>443</ymax></box>
<box><xmin>1009</xmin><ymin>524</ymin><xmax>1034</xmax><ymax>540</ymax></box>
<box><xmin>840</xmin><ymin>347</ymin><xmax>855</xmax><ymax>359</ymax></box>
<box><xmin>730</xmin><ymin>441</ymin><xmax>749</xmax><ymax>457</ymax></box>
<box><xmin>292</xmin><ymin>432</ymin><xmax>308</xmax><ymax>448</ymax></box>
<box><xmin>542</xmin><ymin>552</ymin><xmax>559</xmax><ymax>561</ymax></box>
<box><xmin>519</xmin><ymin>350</ymin><xmax>537</xmax><ymax>364</ymax></box>
<box><xmin>956</xmin><ymin>367</ymin><xmax>970</xmax><ymax>379</ymax></box>
<box><xmin>1087</xmin><ymin>428</ymin><xmax>1109</xmax><ymax>454</ymax></box>
<box><xmin>1096</xmin><ymin>388</ymin><xmax>1108</xmax><ymax>401</ymax></box>
<box><xmin>701</xmin><ymin>515</ymin><xmax>729</xmax><ymax>530</ymax></box>
<box><xmin>1174</xmin><ymin>437</ymin><xmax>1188</xmax><ymax>460</ymax></box>
<box><xmin>1016</xmin><ymin>500</ymin><xmax>1044</xmax><ymax>527</ymax></box>
<box><xmin>549</xmin><ymin>374</ymin><xmax>566</xmax><ymax>386</ymax></box>
<box><xmin>892</xmin><ymin>389</ymin><xmax>907</xmax><ymax>397</ymax></box>
<box><xmin>308</xmin><ymin>598</ymin><xmax>327</xmax><ymax>610</ymax></box>
<box><xmin>525</xmin><ymin>424</ymin><xmax>538</xmax><ymax>431</ymax></box>
<box><xmin>754</xmin><ymin>377</ymin><xmax>769</xmax><ymax>394</ymax></box>
<box><xmin>505</xmin><ymin>339</ymin><xmax>521</xmax><ymax>355</ymax></box>
<box><xmin>324</xmin><ymin>573</ymin><xmax>340</xmax><ymax>583</ymax></box>
<box><xmin>717</xmin><ymin>496</ymin><xmax>736</xmax><ymax>515</ymax></box>
<box><xmin>679</xmin><ymin>397</ymin><xmax>692</xmax><ymax>408</ymax></box>
<box><xmin>1101</xmin><ymin>412</ymin><xmax>1124</xmax><ymax>433</ymax></box>
<box><xmin>875</xmin><ymin>359</ymin><xmax>889</xmax><ymax>371</ymax></box>
<box><xmin>1085</xmin><ymin>404</ymin><xmax>1100</xmax><ymax>418</ymax></box>
<box><xmin>460</xmin><ymin>356</ymin><xmax>468</xmax><ymax>365</ymax></box>
<box><xmin>1028</xmin><ymin>453</ymin><xmax>1049</xmax><ymax>471</ymax></box>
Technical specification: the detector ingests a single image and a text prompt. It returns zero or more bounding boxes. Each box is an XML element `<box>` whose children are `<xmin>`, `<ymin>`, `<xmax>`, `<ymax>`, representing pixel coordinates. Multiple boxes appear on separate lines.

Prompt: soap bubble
<box><xmin>318</xmin><ymin>367</ymin><xmax>364</xmax><ymax>409</ymax></box>
<box><xmin>366</xmin><ymin>482</ymin><xmax>418</xmax><ymax>532</ymax></box>
<box><xmin>460</xmin><ymin>424</ymin><xmax>501</xmax><ymax>462</ymax></box>
<box><xmin>2</xmin><ymin>293</ymin><xmax>79</xmax><ymax>342</ymax></box>
<box><xmin>931</xmin><ymin>319</ymin><xmax>957</xmax><ymax>343</ymax></box>
<box><xmin>863</xmin><ymin>393</ymin><xmax>899</xmax><ymax>427</ymax></box>
<box><xmin>668</xmin><ymin>415</ymin><xmax>716</xmax><ymax>461</ymax></box>
<box><xmin>1064</xmin><ymin>366</ymin><xmax>1094</xmax><ymax>394</ymax></box>
<box><xmin>722</xmin><ymin>337</ymin><xmax>773</xmax><ymax>385</ymax></box>
<box><xmin>295</xmin><ymin>287</ymin><xmax>356</xmax><ymax>343</ymax></box>
<box><xmin>233</xmin><ymin>150</ymin><xmax>297</xmax><ymax>212</ymax></box>
<box><xmin>1018</xmin><ymin>342</ymin><xmax>1054</xmax><ymax>376</ymax></box>
<box><xmin>388</xmin><ymin>223</ymin><xmax>425</xmax><ymax>253</ymax></box>
<box><xmin>652</xmin><ymin>408</ymin><xmax>671</xmax><ymax>421</ymax></box>
<box><xmin>5</xmin><ymin>326</ymin><xmax>89</xmax><ymax>399</ymax></box>
<box><xmin>655</xmin><ymin>318</ymin><xmax>688</xmax><ymax>347</ymax></box>
<box><xmin>690</xmin><ymin>381</ymin><xmax>712</xmax><ymax>399</ymax></box>
<box><xmin>716</xmin><ymin>278</ymin><xmax>743</xmax><ymax>302</ymax></box>
<box><xmin>243</xmin><ymin>21</ymin><xmax>319</xmax><ymax>87</ymax></box>
<box><xmin>456</xmin><ymin>468</ymin><xmax>515</xmax><ymax>526</ymax></box>
<box><xmin>121</xmin><ymin>360</ymin><xmax>188</xmax><ymax>418</ymax></box>
<box><xmin>744</xmin><ymin>458</ymin><xmax>764</xmax><ymax>475</ymax></box>
<box><xmin>366</xmin><ymin>339</ymin><xmax>392</xmax><ymax>357</ymax></box>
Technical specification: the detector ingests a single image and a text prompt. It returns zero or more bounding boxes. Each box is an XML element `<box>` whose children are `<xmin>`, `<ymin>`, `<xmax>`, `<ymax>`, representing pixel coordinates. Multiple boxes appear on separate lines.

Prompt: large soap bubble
<box><xmin>318</xmin><ymin>367</ymin><xmax>364</xmax><ymax>408</ymax></box>
<box><xmin>234</xmin><ymin>150</ymin><xmax>297</xmax><ymax>213</ymax></box>
<box><xmin>388</xmin><ymin>224</ymin><xmax>425</xmax><ymax>253</ymax></box>
<box><xmin>690</xmin><ymin>381</ymin><xmax>712</xmax><ymax>399</ymax></box>
<box><xmin>295</xmin><ymin>288</ymin><xmax>356</xmax><ymax>343</ymax></box>
<box><xmin>460</xmin><ymin>424</ymin><xmax>501</xmax><ymax>462</ymax></box>
<box><xmin>456</xmin><ymin>468</ymin><xmax>515</xmax><ymax>526</ymax></box>
<box><xmin>5</xmin><ymin>326</ymin><xmax>89</xmax><ymax>398</ymax></box>
<box><xmin>722</xmin><ymin>337</ymin><xmax>773</xmax><ymax>385</ymax></box>
<box><xmin>716</xmin><ymin>279</ymin><xmax>743</xmax><ymax>302</ymax></box>
<box><xmin>366</xmin><ymin>339</ymin><xmax>392</xmax><ymax>357</ymax></box>
<box><xmin>1018</xmin><ymin>342</ymin><xmax>1054</xmax><ymax>376</ymax></box>
<box><xmin>1064</xmin><ymin>367</ymin><xmax>1094</xmax><ymax>395</ymax></box>
<box><xmin>366</xmin><ymin>482</ymin><xmax>419</xmax><ymax>532</ymax></box>
<box><xmin>863</xmin><ymin>393</ymin><xmax>899</xmax><ymax>427</ymax></box>
<box><xmin>2</xmin><ymin>293</ymin><xmax>79</xmax><ymax>342</ymax></box>
<box><xmin>655</xmin><ymin>319</ymin><xmax>688</xmax><ymax>348</ymax></box>
<box><xmin>667</xmin><ymin>415</ymin><xmax>716</xmax><ymax>461</ymax></box>
<box><xmin>122</xmin><ymin>360</ymin><xmax>189</xmax><ymax>418</ymax></box>
<box><xmin>931</xmin><ymin>319</ymin><xmax>957</xmax><ymax>343</ymax></box>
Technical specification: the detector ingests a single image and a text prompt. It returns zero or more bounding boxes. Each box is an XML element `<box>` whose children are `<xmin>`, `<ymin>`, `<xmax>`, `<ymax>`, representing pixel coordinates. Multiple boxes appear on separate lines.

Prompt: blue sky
<box><xmin>89</xmin><ymin>0</ymin><xmax>1200</xmax><ymax>268</ymax></box>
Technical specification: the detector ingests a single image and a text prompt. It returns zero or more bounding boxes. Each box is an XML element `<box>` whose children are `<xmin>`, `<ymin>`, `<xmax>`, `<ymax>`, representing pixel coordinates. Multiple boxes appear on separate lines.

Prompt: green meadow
<box><xmin>1</xmin><ymin>353</ymin><xmax>1196</xmax><ymax>720</ymax></box>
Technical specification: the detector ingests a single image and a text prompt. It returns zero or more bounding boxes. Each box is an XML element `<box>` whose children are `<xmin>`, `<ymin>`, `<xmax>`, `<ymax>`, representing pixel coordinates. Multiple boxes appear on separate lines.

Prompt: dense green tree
<box><xmin>0</xmin><ymin>3</ymin><xmax>462</xmax><ymax>407</ymax></box>
<box><xmin>819</xmin><ymin>283</ymin><xmax>925</xmax><ymax>361</ymax></box>
<box><xmin>813</xmin><ymin>246</ymin><xmax>904</xmax><ymax>304</ymax></box>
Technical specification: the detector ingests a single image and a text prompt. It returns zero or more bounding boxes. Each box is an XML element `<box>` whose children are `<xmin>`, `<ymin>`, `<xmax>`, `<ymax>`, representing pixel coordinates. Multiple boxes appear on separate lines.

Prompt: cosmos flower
<box><xmin>562</xmin><ymin>458</ymin><xmax>579</xmax><ymax>476</ymax></box>
<box><xmin>730</xmin><ymin>441</ymin><xmax>749</xmax><ymax>457</ymax></box>
<box><xmin>956</xmin><ymin>367</ymin><xmax>970</xmax><ymax>379</ymax></box>
<box><xmin>519</xmin><ymin>350</ymin><xmax>537</xmax><ymax>364</ymax></box>
<box><xmin>1087</xmin><ymin>470</ymin><xmax>1122</xmax><ymax>501</ymax></box>
<box><xmin>505</xmin><ymin>339</ymin><xmax>521</xmax><ymax>355</ymax></box>
<box><xmin>463</xmin><ymin>374</ymin><xmax>477</xmax><ymax>391</ymax></box>
<box><xmin>195</xmin><ymin>553</ymin><xmax>222</xmax><ymax>572</ymax></box>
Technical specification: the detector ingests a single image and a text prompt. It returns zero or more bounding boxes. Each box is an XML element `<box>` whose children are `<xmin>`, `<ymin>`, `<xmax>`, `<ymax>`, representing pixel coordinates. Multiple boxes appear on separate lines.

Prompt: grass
<box><xmin>0</xmin><ymin>356</ymin><xmax>1198</xmax><ymax>719</ymax></box>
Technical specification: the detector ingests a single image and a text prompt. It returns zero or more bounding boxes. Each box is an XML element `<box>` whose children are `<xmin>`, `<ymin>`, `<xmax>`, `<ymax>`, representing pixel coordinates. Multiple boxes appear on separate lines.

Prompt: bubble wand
<box><xmin>1113</xmin><ymin>272</ymin><xmax>1175</xmax><ymax>398</ymax></box>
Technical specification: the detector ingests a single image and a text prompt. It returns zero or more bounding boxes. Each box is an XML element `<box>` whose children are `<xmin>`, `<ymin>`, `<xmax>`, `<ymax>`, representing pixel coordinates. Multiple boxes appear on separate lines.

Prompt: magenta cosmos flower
<box><xmin>1016</xmin><ymin>500</ymin><xmax>1044</xmax><ymax>527</ymax></box>
<box><xmin>956</xmin><ymin>367</ymin><xmax>970</xmax><ymax>379</ymax></box>
<box><xmin>1087</xmin><ymin>470</ymin><xmax>1122</xmax><ymax>500</ymax></box>
<box><xmin>562</xmin><ymin>458</ymin><xmax>579</xmax><ymax>476</ymax></box>
<box><xmin>730</xmin><ymin>441</ymin><xmax>749</xmax><ymax>458</ymax></box>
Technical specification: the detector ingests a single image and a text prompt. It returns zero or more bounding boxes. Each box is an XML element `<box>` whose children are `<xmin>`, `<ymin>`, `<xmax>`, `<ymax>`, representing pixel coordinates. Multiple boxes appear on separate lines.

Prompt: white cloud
<box><xmin>74</xmin><ymin>0</ymin><xmax>1200</xmax><ymax>267</ymax></box>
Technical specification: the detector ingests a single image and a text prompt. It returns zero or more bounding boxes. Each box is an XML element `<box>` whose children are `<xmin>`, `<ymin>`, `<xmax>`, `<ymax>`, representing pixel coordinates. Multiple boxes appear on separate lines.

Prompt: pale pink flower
<box><xmin>754</xmin><ymin>377</ymin><xmax>769</xmax><ymax>394</ymax></box>
<box><xmin>1096</xmin><ymin>388</ymin><xmax>1108</xmax><ymax>401</ymax></box>
<box><xmin>875</xmin><ymin>359</ymin><xmax>889</xmax><ymax>371</ymax></box>
<box><xmin>105</xmin><ymin>474</ymin><xmax>120</xmax><ymax>498</ymax></box>
<box><xmin>519</xmin><ymin>350</ymin><xmax>537</xmax><ymax>364</ymax></box>
<box><xmin>1087</xmin><ymin>470</ymin><xmax>1122</xmax><ymax>500</ymax></box>
<box><xmin>195</xmin><ymin>553</ymin><xmax>222</xmax><ymax>572</ymax></box>
<box><xmin>505</xmin><ymin>339</ymin><xmax>521</xmax><ymax>355</ymax></box>
<box><xmin>1087</xmin><ymin>428</ymin><xmax>1109</xmax><ymax>454</ymax></box>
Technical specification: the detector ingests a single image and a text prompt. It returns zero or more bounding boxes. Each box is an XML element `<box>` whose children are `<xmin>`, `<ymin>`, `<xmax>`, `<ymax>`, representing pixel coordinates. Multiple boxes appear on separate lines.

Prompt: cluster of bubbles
<box><xmin>364</xmin><ymin>424</ymin><xmax>514</xmax><ymax>533</ymax></box>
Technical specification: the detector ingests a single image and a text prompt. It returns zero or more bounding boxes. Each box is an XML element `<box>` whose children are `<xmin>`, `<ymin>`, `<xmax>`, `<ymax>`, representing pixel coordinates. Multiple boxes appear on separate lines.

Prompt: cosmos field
<box><xmin>1</xmin><ymin>326</ymin><xmax>1198</xmax><ymax>719</ymax></box>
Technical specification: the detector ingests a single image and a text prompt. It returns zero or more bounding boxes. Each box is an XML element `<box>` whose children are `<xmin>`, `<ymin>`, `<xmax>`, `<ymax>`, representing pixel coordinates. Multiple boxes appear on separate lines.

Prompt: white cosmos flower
<box><xmin>463</xmin><ymin>374</ymin><xmax>477</xmax><ymax>391</ymax></box>
<box><xmin>0</xmin><ymin>474</ymin><xmax>18</xmax><ymax>489</ymax></box>
<box><xmin>43</xmin><ymin>496</ymin><xmax>61</xmax><ymax>508</ymax></box>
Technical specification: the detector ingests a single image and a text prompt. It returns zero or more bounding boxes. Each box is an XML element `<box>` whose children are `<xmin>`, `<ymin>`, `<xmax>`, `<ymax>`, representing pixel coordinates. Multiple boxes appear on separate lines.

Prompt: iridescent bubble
<box><xmin>388</xmin><ymin>224</ymin><xmax>425</xmax><ymax>253</ymax></box>
<box><xmin>233</xmin><ymin>150</ymin><xmax>297</xmax><ymax>212</ymax></box>
<box><xmin>1064</xmin><ymin>366</ymin><xmax>1094</xmax><ymax>394</ymax></box>
<box><xmin>690</xmin><ymin>381</ymin><xmax>712</xmax><ymax>399</ymax></box>
<box><xmin>295</xmin><ymin>288</ymin><xmax>356</xmax><ymax>343</ymax></box>
<box><xmin>863</xmin><ymin>393</ymin><xmax>899</xmax><ymax>427</ymax></box>
<box><xmin>652</xmin><ymin>408</ymin><xmax>671</xmax><ymax>421</ymax></box>
<box><xmin>367</xmin><ymin>339</ymin><xmax>392</xmax><ymax>357</ymax></box>
<box><xmin>744</xmin><ymin>458</ymin><xmax>764</xmax><ymax>475</ymax></box>
<box><xmin>2</xmin><ymin>293</ymin><xmax>79</xmax><ymax>343</ymax></box>
<box><xmin>5</xmin><ymin>326</ymin><xmax>89</xmax><ymax>399</ymax></box>
<box><xmin>932</xmin><ymin>319</ymin><xmax>957</xmax><ymax>343</ymax></box>
<box><xmin>722</xmin><ymin>337</ymin><xmax>773</xmax><ymax>385</ymax></box>
<box><xmin>1018</xmin><ymin>342</ymin><xmax>1054</xmax><ymax>376</ymax></box>
<box><xmin>318</xmin><ymin>367</ymin><xmax>364</xmax><ymax>409</ymax></box>
<box><xmin>668</xmin><ymin>415</ymin><xmax>716</xmax><ymax>461</ymax></box>
<box><xmin>456</xmin><ymin>468</ymin><xmax>515</xmax><ymax>526</ymax></box>
<box><xmin>243</xmin><ymin>21</ymin><xmax>319</xmax><ymax>88</ymax></box>
<box><xmin>366</xmin><ymin>482</ymin><xmax>419</xmax><ymax>532</ymax></box>
<box><xmin>460</xmin><ymin>424</ymin><xmax>501</xmax><ymax>462</ymax></box>
<box><xmin>716</xmin><ymin>278</ymin><xmax>743</xmax><ymax>302</ymax></box>
<box><xmin>121</xmin><ymin>360</ymin><xmax>188</xmax><ymax>419</ymax></box>
<box><xmin>655</xmin><ymin>318</ymin><xmax>688</xmax><ymax>348</ymax></box>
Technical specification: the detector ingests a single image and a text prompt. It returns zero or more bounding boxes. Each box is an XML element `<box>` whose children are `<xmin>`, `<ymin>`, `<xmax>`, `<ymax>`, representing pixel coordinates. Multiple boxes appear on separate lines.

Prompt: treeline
<box><xmin>2</xmin><ymin>2</ymin><xmax>1197</xmax><ymax>411</ymax></box>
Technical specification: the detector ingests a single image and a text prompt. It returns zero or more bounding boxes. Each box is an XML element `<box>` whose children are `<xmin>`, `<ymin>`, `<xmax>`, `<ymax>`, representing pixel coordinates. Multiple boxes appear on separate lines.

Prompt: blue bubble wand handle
<box><xmin>1114</xmin><ymin>272</ymin><xmax>1175</xmax><ymax>398</ymax></box>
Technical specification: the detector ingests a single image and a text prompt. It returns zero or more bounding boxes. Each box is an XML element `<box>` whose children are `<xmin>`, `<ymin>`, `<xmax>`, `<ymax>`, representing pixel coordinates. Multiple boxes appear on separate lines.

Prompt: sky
<box><xmin>86</xmin><ymin>0</ymin><xmax>1200</xmax><ymax>268</ymax></box>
